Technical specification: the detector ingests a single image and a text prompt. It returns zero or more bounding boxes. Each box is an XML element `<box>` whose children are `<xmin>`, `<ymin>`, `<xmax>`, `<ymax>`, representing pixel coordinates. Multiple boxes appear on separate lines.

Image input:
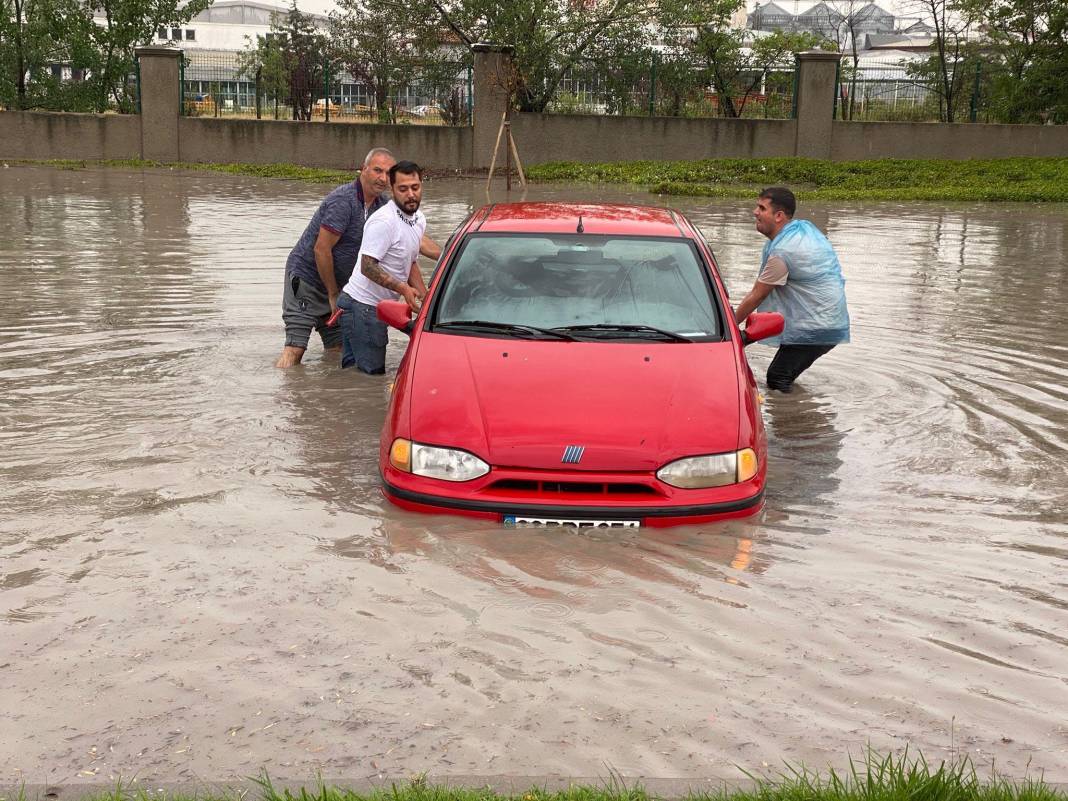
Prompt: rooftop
<box><xmin>476</xmin><ymin>203</ymin><xmax>686</xmax><ymax>237</ymax></box>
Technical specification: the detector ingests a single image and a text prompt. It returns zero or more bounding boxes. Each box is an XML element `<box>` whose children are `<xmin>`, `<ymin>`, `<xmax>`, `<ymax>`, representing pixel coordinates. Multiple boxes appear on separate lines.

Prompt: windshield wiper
<box><xmin>435</xmin><ymin>320</ymin><xmax>576</xmax><ymax>341</ymax></box>
<box><xmin>553</xmin><ymin>324</ymin><xmax>693</xmax><ymax>342</ymax></box>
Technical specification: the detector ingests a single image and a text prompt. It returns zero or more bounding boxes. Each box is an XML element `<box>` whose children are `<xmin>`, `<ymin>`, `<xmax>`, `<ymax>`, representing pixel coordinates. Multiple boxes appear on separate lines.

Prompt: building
<box><xmin>748</xmin><ymin>1</ymin><xmax>796</xmax><ymax>32</ymax></box>
<box><xmin>747</xmin><ymin>0</ymin><xmax>900</xmax><ymax>42</ymax></box>
<box><xmin>148</xmin><ymin>0</ymin><xmax>328</xmax><ymax>51</ymax></box>
<box><xmin>147</xmin><ymin>0</ymin><xmax>468</xmax><ymax>118</ymax></box>
<box><xmin>861</xmin><ymin>33</ymin><xmax>937</xmax><ymax>52</ymax></box>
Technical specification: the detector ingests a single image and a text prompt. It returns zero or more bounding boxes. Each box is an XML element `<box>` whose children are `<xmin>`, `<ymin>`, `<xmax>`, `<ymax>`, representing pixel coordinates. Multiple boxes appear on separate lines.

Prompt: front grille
<box><xmin>487</xmin><ymin>478</ymin><xmax>658</xmax><ymax>497</ymax></box>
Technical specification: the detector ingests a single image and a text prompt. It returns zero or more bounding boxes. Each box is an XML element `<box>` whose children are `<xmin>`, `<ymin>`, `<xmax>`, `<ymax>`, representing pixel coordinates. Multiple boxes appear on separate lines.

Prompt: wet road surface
<box><xmin>1</xmin><ymin>165</ymin><xmax>1066</xmax><ymax>784</ymax></box>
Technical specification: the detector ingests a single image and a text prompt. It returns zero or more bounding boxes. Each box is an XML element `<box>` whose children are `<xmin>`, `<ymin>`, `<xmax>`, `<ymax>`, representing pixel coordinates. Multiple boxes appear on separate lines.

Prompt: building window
<box><xmin>185</xmin><ymin>29</ymin><xmax>195</xmax><ymax>40</ymax></box>
<box><xmin>158</xmin><ymin>26</ymin><xmax>167</xmax><ymax>38</ymax></box>
<box><xmin>171</xmin><ymin>27</ymin><xmax>182</xmax><ymax>40</ymax></box>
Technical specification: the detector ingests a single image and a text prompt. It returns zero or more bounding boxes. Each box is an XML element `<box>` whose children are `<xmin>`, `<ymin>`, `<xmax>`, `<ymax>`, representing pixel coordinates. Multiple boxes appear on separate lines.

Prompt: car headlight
<box><xmin>390</xmin><ymin>438</ymin><xmax>490</xmax><ymax>482</ymax></box>
<box><xmin>656</xmin><ymin>448</ymin><xmax>758</xmax><ymax>488</ymax></box>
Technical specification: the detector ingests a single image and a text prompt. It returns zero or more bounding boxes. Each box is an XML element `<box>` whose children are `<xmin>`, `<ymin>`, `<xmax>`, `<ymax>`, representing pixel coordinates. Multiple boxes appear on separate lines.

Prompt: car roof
<box><xmin>473</xmin><ymin>203</ymin><xmax>690</xmax><ymax>238</ymax></box>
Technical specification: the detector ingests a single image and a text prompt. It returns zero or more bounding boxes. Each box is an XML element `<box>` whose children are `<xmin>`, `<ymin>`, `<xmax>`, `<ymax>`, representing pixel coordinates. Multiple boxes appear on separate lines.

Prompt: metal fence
<box><xmin>836</xmin><ymin>59</ymin><xmax>936</xmax><ymax>121</ymax></box>
<box><xmin>546</xmin><ymin>57</ymin><xmax>798</xmax><ymax>120</ymax></box>
<box><xmin>180</xmin><ymin>49</ymin><xmax>472</xmax><ymax>125</ymax></box>
<box><xmin>835</xmin><ymin>57</ymin><xmax>1017</xmax><ymax>123</ymax></box>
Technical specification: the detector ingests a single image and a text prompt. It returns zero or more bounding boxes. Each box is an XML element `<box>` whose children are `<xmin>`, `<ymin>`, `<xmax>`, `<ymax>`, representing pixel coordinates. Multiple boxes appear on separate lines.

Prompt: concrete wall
<box><xmin>5</xmin><ymin>109</ymin><xmax>1067</xmax><ymax>168</ymax></box>
<box><xmin>178</xmin><ymin>117</ymin><xmax>471</xmax><ymax>170</ymax></box>
<box><xmin>512</xmin><ymin>113</ymin><xmax>797</xmax><ymax>164</ymax></box>
<box><xmin>0</xmin><ymin>111</ymin><xmax>141</xmax><ymax>160</ymax></box>
<box><xmin>831</xmin><ymin>120</ymin><xmax>1068</xmax><ymax>160</ymax></box>
<box><xmin>3</xmin><ymin>42</ymin><xmax>1067</xmax><ymax>169</ymax></box>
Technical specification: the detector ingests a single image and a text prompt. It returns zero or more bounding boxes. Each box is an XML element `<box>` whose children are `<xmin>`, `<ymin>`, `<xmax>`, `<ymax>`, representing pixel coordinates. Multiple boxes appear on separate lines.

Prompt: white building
<box><xmin>149</xmin><ymin>0</ymin><xmax>328</xmax><ymax>51</ymax></box>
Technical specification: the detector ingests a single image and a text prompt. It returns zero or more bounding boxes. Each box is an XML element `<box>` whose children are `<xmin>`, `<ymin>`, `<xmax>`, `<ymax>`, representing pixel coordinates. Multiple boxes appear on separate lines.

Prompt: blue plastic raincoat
<box><xmin>757</xmin><ymin>219</ymin><xmax>850</xmax><ymax>346</ymax></box>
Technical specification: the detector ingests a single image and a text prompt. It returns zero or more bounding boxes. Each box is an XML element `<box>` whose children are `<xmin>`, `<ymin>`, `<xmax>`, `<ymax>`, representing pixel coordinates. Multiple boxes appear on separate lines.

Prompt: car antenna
<box><xmin>577</xmin><ymin>215</ymin><xmax>584</xmax><ymax>234</ymax></box>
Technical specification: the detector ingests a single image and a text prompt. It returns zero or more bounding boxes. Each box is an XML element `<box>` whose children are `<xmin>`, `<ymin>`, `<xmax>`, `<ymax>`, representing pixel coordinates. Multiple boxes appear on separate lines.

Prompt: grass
<box><xmin>526</xmin><ymin>157</ymin><xmax>1068</xmax><ymax>202</ymax></box>
<box><xmin>6</xmin><ymin>750</ymin><xmax>1064</xmax><ymax>801</ymax></box>
<box><xmin>10</xmin><ymin>156</ymin><xmax>1068</xmax><ymax>202</ymax></box>
<box><xmin>10</xmin><ymin>158</ymin><xmax>358</xmax><ymax>184</ymax></box>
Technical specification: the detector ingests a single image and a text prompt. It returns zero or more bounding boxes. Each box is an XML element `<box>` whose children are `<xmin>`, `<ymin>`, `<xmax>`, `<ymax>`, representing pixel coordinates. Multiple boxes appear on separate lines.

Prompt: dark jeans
<box><xmin>337</xmin><ymin>293</ymin><xmax>388</xmax><ymax>374</ymax></box>
<box><xmin>766</xmin><ymin>344</ymin><xmax>836</xmax><ymax>392</ymax></box>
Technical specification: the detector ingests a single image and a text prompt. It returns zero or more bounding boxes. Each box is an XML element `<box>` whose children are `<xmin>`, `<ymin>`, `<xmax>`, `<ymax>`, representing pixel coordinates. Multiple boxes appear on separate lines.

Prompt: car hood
<box><xmin>407</xmin><ymin>333</ymin><xmax>742</xmax><ymax>471</ymax></box>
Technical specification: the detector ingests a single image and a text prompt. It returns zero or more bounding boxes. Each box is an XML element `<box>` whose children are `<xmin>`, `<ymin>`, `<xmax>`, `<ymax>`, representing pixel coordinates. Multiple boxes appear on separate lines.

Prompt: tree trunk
<box><xmin>375</xmin><ymin>80</ymin><xmax>391</xmax><ymax>122</ymax></box>
<box><xmin>849</xmin><ymin>40</ymin><xmax>860</xmax><ymax>120</ymax></box>
<box><xmin>14</xmin><ymin>0</ymin><xmax>27</xmax><ymax>109</ymax></box>
<box><xmin>941</xmin><ymin>55</ymin><xmax>955</xmax><ymax>123</ymax></box>
<box><xmin>711</xmin><ymin>68</ymin><xmax>739</xmax><ymax>118</ymax></box>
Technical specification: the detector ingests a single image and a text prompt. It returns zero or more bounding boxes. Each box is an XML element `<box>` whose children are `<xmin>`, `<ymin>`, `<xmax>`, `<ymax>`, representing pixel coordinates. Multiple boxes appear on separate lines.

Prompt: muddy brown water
<box><xmin>1</xmin><ymin>165</ymin><xmax>1066</xmax><ymax>785</ymax></box>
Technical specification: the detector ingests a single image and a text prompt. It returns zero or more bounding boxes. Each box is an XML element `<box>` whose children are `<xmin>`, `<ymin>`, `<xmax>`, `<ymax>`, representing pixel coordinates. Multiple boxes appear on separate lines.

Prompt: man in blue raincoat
<box><xmin>733</xmin><ymin>187</ymin><xmax>850</xmax><ymax>393</ymax></box>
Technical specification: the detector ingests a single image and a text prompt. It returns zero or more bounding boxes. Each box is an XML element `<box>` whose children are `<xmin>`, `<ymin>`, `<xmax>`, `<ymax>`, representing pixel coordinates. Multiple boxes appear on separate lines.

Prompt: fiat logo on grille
<box><xmin>562</xmin><ymin>445</ymin><xmax>585</xmax><ymax>464</ymax></box>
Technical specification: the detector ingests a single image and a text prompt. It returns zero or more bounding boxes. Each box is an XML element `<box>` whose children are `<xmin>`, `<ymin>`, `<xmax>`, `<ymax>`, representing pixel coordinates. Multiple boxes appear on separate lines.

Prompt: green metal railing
<box><xmin>179</xmin><ymin>50</ymin><xmax>473</xmax><ymax>126</ymax></box>
<box><xmin>551</xmin><ymin>56</ymin><xmax>797</xmax><ymax>120</ymax></box>
<box><xmin>833</xmin><ymin>57</ymin><xmax>1014</xmax><ymax>123</ymax></box>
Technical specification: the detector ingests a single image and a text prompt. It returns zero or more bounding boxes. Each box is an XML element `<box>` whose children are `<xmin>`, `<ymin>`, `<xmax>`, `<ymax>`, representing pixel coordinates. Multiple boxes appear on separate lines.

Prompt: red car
<box><xmin>376</xmin><ymin>203</ymin><xmax>783</xmax><ymax>528</ymax></box>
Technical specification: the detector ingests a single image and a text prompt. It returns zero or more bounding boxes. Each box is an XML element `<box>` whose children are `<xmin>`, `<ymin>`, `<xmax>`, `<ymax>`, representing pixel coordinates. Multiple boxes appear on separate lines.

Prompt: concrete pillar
<box><xmin>135</xmin><ymin>47</ymin><xmax>182</xmax><ymax>162</ymax></box>
<box><xmin>794</xmin><ymin>49</ymin><xmax>841</xmax><ymax>160</ymax></box>
<box><xmin>472</xmin><ymin>43</ymin><xmax>514</xmax><ymax>169</ymax></box>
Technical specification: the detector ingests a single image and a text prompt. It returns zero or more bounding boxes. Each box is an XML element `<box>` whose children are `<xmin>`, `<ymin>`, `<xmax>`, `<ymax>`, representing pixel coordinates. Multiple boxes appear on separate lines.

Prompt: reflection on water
<box><xmin>1</xmin><ymin>165</ymin><xmax>1067</xmax><ymax>784</ymax></box>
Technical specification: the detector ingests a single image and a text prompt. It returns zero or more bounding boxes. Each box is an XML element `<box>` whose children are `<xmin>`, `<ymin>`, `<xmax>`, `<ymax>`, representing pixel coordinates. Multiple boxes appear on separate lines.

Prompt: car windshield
<box><xmin>432</xmin><ymin>234</ymin><xmax>722</xmax><ymax>341</ymax></box>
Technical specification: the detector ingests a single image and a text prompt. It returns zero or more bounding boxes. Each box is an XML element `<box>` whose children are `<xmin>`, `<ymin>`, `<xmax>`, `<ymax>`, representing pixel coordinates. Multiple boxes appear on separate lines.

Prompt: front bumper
<box><xmin>381</xmin><ymin>468</ymin><xmax>764</xmax><ymax>528</ymax></box>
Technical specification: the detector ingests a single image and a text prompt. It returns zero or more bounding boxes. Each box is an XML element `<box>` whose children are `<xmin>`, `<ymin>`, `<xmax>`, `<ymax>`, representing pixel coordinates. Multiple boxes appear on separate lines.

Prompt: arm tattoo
<box><xmin>362</xmin><ymin>254</ymin><xmax>406</xmax><ymax>293</ymax></box>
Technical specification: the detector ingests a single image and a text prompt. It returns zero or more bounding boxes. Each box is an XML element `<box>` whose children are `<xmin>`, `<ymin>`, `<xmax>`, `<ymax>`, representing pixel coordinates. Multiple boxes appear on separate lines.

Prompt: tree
<box><xmin>598</xmin><ymin>46</ymin><xmax>663</xmax><ymax>116</ymax></box>
<box><xmin>416</xmin><ymin>54</ymin><xmax>472</xmax><ymax>125</ymax></box>
<box><xmin>79</xmin><ymin>0</ymin><xmax>211</xmax><ymax>113</ymax></box>
<box><xmin>962</xmin><ymin>0</ymin><xmax>1068</xmax><ymax>122</ymax></box>
<box><xmin>282</xmin><ymin>2</ymin><xmax>327</xmax><ymax>121</ymax></box>
<box><xmin>1</xmin><ymin>0</ymin><xmax>208</xmax><ymax>113</ymax></box>
<box><xmin>238</xmin><ymin>4</ymin><xmax>331</xmax><ymax>121</ymax></box>
<box><xmin>693</xmin><ymin>27</ymin><xmax>825</xmax><ymax>118</ymax></box>
<box><xmin>0</xmin><ymin>0</ymin><xmax>92</xmax><ymax>110</ymax></box>
<box><xmin>391</xmin><ymin>0</ymin><xmax>739</xmax><ymax>113</ymax></box>
<box><xmin>803</xmin><ymin>0</ymin><xmax>872</xmax><ymax>119</ymax></box>
<box><xmin>329</xmin><ymin>0</ymin><xmax>449</xmax><ymax>123</ymax></box>
<box><xmin>237</xmin><ymin>31</ymin><xmax>289</xmax><ymax>118</ymax></box>
<box><xmin>906</xmin><ymin>0</ymin><xmax>977</xmax><ymax>122</ymax></box>
<box><xmin>649</xmin><ymin>45</ymin><xmax>709</xmax><ymax>117</ymax></box>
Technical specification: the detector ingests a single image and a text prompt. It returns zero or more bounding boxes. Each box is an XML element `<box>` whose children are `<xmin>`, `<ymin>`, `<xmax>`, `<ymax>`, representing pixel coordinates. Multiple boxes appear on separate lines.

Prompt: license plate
<box><xmin>504</xmin><ymin>516</ymin><xmax>640</xmax><ymax>528</ymax></box>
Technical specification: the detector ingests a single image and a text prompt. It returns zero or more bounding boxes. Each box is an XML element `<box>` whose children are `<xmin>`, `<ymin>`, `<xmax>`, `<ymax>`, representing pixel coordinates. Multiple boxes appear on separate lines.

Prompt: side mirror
<box><xmin>377</xmin><ymin>300</ymin><xmax>412</xmax><ymax>331</ymax></box>
<box><xmin>741</xmin><ymin>312</ymin><xmax>784</xmax><ymax>345</ymax></box>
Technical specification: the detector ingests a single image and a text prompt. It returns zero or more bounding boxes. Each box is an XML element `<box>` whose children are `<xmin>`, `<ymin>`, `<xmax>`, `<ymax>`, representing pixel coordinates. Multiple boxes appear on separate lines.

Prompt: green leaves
<box><xmin>0</xmin><ymin>0</ymin><xmax>94</xmax><ymax>110</ymax></box>
<box><xmin>328</xmin><ymin>0</ymin><xmax>457</xmax><ymax>124</ymax></box>
<box><xmin>0</xmin><ymin>0</ymin><xmax>211</xmax><ymax>112</ymax></box>
<box><xmin>969</xmin><ymin>0</ymin><xmax>1068</xmax><ymax>123</ymax></box>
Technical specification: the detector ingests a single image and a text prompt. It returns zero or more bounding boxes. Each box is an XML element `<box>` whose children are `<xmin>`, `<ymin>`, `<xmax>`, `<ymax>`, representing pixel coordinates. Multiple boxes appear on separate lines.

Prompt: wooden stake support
<box><xmin>486</xmin><ymin>112</ymin><xmax>526</xmax><ymax>192</ymax></box>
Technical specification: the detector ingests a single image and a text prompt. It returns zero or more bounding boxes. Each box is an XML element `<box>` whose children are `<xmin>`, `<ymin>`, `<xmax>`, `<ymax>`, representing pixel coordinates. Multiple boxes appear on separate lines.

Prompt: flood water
<box><xmin>1</xmin><ymin>164</ymin><xmax>1066</xmax><ymax>786</ymax></box>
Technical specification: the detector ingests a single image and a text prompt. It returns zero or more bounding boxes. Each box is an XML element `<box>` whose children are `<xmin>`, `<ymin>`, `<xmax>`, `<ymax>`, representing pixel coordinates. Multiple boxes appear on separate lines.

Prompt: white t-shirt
<box><xmin>343</xmin><ymin>200</ymin><xmax>426</xmax><ymax>306</ymax></box>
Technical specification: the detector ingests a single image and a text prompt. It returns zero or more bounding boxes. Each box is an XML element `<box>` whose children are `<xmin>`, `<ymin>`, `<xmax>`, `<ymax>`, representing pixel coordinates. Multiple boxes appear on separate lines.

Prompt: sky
<box><xmin>291</xmin><ymin>0</ymin><xmax>334</xmax><ymax>14</ymax></box>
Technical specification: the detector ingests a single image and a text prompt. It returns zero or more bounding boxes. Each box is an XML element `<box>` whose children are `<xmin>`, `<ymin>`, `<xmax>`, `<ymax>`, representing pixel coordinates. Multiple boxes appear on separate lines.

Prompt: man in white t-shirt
<box><xmin>336</xmin><ymin>160</ymin><xmax>429</xmax><ymax>374</ymax></box>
